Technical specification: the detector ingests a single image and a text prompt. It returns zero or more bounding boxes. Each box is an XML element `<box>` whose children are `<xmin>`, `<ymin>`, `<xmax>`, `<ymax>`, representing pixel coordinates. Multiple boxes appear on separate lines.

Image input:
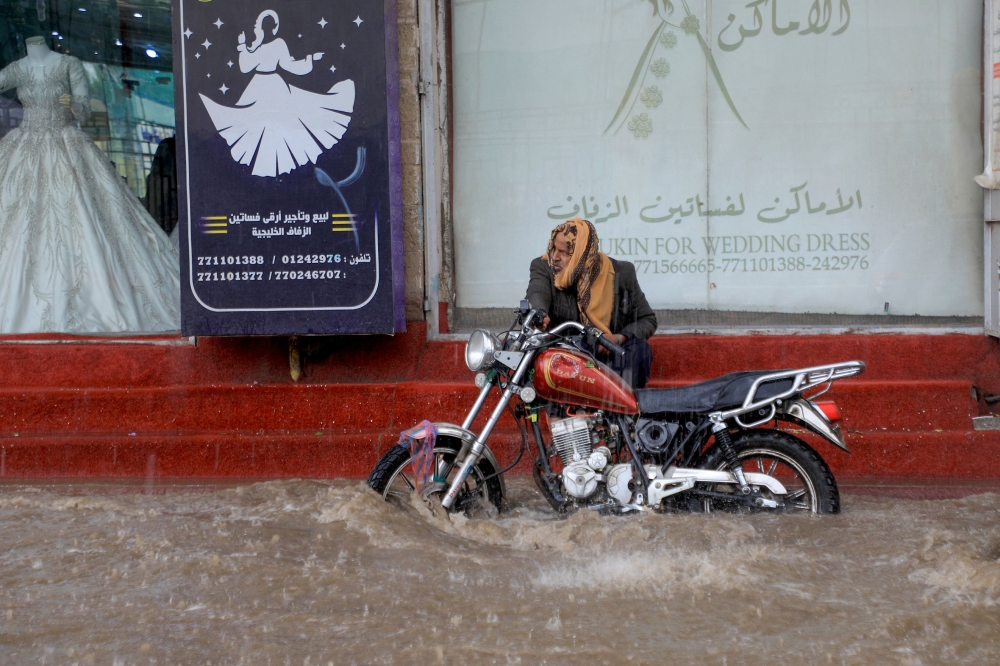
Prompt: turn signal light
<box><xmin>814</xmin><ymin>401</ymin><xmax>841</xmax><ymax>422</ymax></box>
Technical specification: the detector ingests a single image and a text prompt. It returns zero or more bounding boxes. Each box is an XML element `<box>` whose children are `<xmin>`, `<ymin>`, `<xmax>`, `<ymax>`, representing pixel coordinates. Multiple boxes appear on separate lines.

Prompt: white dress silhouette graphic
<box><xmin>200</xmin><ymin>10</ymin><xmax>355</xmax><ymax>178</ymax></box>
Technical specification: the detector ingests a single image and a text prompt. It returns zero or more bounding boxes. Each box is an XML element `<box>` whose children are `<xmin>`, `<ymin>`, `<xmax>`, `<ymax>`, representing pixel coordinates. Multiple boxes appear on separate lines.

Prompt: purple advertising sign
<box><xmin>173</xmin><ymin>0</ymin><xmax>404</xmax><ymax>335</ymax></box>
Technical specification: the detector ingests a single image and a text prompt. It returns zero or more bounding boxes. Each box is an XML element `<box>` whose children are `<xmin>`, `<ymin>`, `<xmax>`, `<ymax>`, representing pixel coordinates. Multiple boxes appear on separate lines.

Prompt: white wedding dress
<box><xmin>200</xmin><ymin>38</ymin><xmax>354</xmax><ymax>178</ymax></box>
<box><xmin>0</xmin><ymin>54</ymin><xmax>181</xmax><ymax>333</ymax></box>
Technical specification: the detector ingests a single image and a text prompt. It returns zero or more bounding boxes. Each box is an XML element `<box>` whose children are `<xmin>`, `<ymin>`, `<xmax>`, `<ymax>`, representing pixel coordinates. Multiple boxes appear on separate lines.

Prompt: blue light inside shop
<box><xmin>116</xmin><ymin>39</ymin><xmax>122</xmax><ymax>46</ymax></box>
<box><xmin>146</xmin><ymin>48</ymin><xmax>158</xmax><ymax>58</ymax></box>
<box><xmin>134</xmin><ymin>12</ymin><xmax>143</xmax><ymax>18</ymax></box>
<box><xmin>78</xmin><ymin>7</ymin><xmax>86</xmax><ymax>11</ymax></box>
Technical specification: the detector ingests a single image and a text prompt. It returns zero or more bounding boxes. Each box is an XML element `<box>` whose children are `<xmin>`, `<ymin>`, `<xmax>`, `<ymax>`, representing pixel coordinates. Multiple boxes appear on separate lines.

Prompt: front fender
<box><xmin>776</xmin><ymin>399</ymin><xmax>849</xmax><ymax>452</ymax></box>
<box><xmin>434</xmin><ymin>422</ymin><xmax>508</xmax><ymax>499</ymax></box>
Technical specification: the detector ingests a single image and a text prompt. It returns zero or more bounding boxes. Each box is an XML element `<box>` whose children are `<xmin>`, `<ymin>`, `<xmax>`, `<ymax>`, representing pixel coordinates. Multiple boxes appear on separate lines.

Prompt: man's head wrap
<box><xmin>542</xmin><ymin>218</ymin><xmax>615</xmax><ymax>336</ymax></box>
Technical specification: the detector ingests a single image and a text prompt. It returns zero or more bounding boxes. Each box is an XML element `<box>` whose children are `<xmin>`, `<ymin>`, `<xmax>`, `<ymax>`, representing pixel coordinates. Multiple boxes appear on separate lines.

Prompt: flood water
<box><xmin>1</xmin><ymin>479</ymin><xmax>999</xmax><ymax>665</ymax></box>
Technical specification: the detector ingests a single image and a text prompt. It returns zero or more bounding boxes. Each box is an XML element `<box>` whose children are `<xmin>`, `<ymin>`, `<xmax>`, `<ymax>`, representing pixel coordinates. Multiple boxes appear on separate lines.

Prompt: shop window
<box><xmin>451</xmin><ymin>0</ymin><xmax>984</xmax><ymax>323</ymax></box>
<box><xmin>0</xmin><ymin>0</ymin><xmax>180</xmax><ymax>334</ymax></box>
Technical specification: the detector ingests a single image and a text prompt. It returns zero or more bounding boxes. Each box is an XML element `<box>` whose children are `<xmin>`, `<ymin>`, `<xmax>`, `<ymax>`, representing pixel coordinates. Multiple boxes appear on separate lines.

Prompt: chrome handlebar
<box><xmin>520</xmin><ymin>318</ymin><xmax>625</xmax><ymax>357</ymax></box>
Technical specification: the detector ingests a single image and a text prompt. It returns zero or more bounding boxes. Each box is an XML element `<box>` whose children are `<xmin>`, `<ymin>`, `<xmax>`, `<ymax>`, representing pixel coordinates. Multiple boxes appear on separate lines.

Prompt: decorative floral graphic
<box><xmin>680</xmin><ymin>14</ymin><xmax>700</xmax><ymax>35</ymax></box>
<box><xmin>649</xmin><ymin>58</ymin><xmax>670</xmax><ymax>77</ymax></box>
<box><xmin>605</xmin><ymin>0</ymin><xmax>746</xmax><ymax>135</ymax></box>
<box><xmin>628</xmin><ymin>113</ymin><xmax>653</xmax><ymax>138</ymax></box>
<box><xmin>640</xmin><ymin>86</ymin><xmax>663</xmax><ymax>107</ymax></box>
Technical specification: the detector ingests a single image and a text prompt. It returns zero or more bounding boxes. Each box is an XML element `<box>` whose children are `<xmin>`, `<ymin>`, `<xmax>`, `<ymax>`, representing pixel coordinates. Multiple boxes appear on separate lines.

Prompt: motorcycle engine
<box><xmin>548</xmin><ymin>414</ymin><xmax>612</xmax><ymax>499</ymax></box>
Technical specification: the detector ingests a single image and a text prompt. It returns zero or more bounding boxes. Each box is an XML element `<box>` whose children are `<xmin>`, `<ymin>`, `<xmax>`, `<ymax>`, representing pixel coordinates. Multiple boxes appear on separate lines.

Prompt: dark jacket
<box><xmin>525</xmin><ymin>256</ymin><xmax>657</xmax><ymax>340</ymax></box>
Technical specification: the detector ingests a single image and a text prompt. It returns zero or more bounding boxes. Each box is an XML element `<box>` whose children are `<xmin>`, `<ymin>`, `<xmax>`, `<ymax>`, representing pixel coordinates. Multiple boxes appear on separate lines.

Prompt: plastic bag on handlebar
<box><xmin>397</xmin><ymin>420</ymin><xmax>439</xmax><ymax>493</ymax></box>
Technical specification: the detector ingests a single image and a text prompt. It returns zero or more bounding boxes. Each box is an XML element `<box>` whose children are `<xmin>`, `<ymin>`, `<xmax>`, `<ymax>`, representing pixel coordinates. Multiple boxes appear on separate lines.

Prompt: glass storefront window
<box><xmin>2</xmin><ymin>1</ymin><xmax>176</xmax><ymax>205</ymax></box>
<box><xmin>0</xmin><ymin>0</ymin><xmax>180</xmax><ymax>334</ymax></box>
<box><xmin>451</xmin><ymin>0</ymin><xmax>984</xmax><ymax>320</ymax></box>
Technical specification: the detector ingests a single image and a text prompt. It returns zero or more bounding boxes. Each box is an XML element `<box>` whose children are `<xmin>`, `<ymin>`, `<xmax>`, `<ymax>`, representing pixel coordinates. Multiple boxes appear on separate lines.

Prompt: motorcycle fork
<box><xmin>461</xmin><ymin>379</ymin><xmax>495</xmax><ymax>431</ymax></box>
<box><xmin>441</xmin><ymin>351</ymin><xmax>536</xmax><ymax>510</ymax></box>
<box><xmin>437</xmin><ymin>379</ymin><xmax>499</xmax><ymax>481</ymax></box>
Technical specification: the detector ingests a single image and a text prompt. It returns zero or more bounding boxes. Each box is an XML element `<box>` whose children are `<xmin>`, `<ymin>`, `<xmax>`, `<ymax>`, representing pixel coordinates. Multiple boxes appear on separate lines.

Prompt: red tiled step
<box><xmin>2</xmin><ymin>331</ymin><xmax>999</xmax><ymax>388</ymax></box>
<box><xmin>0</xmin><ymin>383</ymin><xmax>497</xmax><ymax>434</ymax></box>
<box><xmin>419</xmin><ymin>334</ymin><xmax>1000</xmax><ymax>385</ymax></box>
<box><xmin>0</xmin><ymin>380</ymin><xmax>975</xmax><ymax>435</ymax></box>
<box><xmin>0</xmin><ymin>429</ymin><xmax>996</xmax><ymax>480</ymax></box>
<box><xmin>0</xmin><ymin>431</ymin><xmax>530</xmax><ymax>479</ymax></box>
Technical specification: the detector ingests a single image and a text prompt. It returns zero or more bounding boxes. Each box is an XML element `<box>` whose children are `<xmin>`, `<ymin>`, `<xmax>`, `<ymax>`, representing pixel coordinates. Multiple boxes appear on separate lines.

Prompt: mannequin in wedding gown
<box><xmin>0</xmin><ymin>37</ymin><xmax>180</xmax><ymax>333</ymax></box>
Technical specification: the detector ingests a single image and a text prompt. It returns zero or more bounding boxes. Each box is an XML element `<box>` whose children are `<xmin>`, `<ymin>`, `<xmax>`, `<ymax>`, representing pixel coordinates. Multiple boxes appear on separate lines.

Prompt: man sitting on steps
<box><xmin>525</xmin><ymin>218</ymin><xmax>657</xmax><ymax>388</ymax></box>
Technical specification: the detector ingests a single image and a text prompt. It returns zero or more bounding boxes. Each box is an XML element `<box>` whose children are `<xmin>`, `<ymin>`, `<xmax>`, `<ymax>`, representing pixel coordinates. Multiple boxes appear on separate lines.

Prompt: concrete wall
<box><xmin>396</xmin><ymin>0</ymin><xmax>426</xmax><ymax>322</ymax></box>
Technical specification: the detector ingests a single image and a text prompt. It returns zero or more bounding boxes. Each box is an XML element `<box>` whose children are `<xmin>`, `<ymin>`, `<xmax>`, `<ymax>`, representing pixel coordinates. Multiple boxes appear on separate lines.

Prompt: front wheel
<box><xmin>366</xmin><ymin>440</ymin><xmax>504</xmax><ymax>514</ymax></box>
<box><xmin>696</xmin><ymin>429</ymin><xmax>840</xmax><ymax>514</ymax></box>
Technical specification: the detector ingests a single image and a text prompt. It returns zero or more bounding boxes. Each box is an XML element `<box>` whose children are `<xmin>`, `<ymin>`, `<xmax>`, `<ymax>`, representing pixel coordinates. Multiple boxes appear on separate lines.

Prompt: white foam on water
<box><xmin>0</xmin><ymin>495</ymin><xmax>155</xmax><ymax>517</ymax></box>
<box><xmin>908</xmin><ymin>527</ymin><xmax>1000</xmax><ymax>605</ymax></box>
<box><xmin>530</xmin><ymin>542</ymin><xmax>799</xmax><ymax>594</ymax></box>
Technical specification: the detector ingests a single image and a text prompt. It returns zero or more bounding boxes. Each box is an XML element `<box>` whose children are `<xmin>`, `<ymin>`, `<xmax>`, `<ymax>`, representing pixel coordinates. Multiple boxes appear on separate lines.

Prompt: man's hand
<box><xmin>595</xmin><ymin>333</ymin><xmax>626</xmax><ymax>356</ymax></box>
<box><xmin>541</xmin><ymin>315</ymin><xmax>550</xmax><ymax>330</ymax></box>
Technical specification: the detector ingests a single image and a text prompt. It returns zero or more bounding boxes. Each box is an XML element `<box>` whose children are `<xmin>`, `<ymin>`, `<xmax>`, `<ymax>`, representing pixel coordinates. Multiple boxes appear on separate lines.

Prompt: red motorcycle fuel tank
<box><xmin>533</xmin><ymin>348</ymin><xmax>639</xmax><ymax>414</ymax></box>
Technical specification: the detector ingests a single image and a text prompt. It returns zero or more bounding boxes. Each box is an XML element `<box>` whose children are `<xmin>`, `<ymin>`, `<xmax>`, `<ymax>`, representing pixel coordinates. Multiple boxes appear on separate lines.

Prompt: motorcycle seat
<box><xmin>635</xmin><ymin>370</ymin><xmax>795</xmax><ymax>414</ymax></box>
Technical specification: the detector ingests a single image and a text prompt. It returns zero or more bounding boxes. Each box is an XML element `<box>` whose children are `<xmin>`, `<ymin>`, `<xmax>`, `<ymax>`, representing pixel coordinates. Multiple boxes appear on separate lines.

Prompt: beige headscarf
<box><xmin>542</xmin><ymin>218</ymin><xmax>615</xmax><ymax>336</ymax></box>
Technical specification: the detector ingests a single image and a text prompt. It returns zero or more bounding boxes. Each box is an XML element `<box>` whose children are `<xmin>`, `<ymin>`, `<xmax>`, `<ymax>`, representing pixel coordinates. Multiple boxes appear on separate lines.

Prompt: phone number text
<box><xmin>196</xmin><ymin>270</ymin><xmax>348</xmax><ymax>282</ymax></box>
<box><xmin>634</xmin><ymin>255</ymin><xmax>870</xmax><ymax>274</ymax></box>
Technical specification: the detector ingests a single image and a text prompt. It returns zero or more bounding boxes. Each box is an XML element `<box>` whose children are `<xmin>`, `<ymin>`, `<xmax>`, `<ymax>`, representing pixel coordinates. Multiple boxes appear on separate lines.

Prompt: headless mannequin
<box><xmin>24</xmin><ymin>37</ymin><xmax>70</xmax><ymax>107</ymax></box>
<box><xmin>25</xmin><ymin>36</ymin><xmax>61</xmax><ymax>67</ymax></box>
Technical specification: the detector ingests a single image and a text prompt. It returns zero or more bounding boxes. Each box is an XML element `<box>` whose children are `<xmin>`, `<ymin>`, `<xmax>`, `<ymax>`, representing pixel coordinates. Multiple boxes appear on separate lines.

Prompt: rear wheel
<box><xmin>366</xmin><ymin>439</ymin><xmax>504</xmax><ymax>514</ymax></box>
<box><xmin>696</xmin><ymin>429</ymin><xmax>840</xmax><ymax>514</ymax></box>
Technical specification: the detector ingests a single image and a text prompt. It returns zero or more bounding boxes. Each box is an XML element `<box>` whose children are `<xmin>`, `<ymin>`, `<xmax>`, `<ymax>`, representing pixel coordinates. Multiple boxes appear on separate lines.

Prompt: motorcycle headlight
<box><xmin>465</xmin><ymin>329</ymin><xmax>500</xmax><ymax>372</ymax></box>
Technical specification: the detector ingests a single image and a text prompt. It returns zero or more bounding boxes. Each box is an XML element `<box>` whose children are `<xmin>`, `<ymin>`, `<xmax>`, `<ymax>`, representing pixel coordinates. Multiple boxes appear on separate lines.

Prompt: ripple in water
<box><xmin>1</xmin><ymin>478</ymin><xmax>998</xmax><ymax>664</ymax></box>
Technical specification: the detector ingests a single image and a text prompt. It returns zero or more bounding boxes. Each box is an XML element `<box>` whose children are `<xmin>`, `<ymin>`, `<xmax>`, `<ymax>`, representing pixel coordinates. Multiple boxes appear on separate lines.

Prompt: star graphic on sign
<box><xmin>202</xmin><ymin>38</ymin><xmax>211</xmax><ymax>50</ymax></box>
<box><xmin>195</xmin><ymin>52</ymin><xmax>201</xmax><ymax>59</ymax></box>
<box><xmin>353</xmin><ymin>16</ymin><xmax>363</xmax><ymax>27</ymax></box>
<box><xmin>227</xmin><ymin>60</ymin><xmax>233</xmax><ymax>68</ymax></box>
<box><xmin>206</xmin><ymin>72</ymin><xmax>211</xmax><ymax>78</ymax></box>
<box><xmin>219</xmin><ymin>83</ymin><xmax>229</xmax><ymax>94</ymax></box>
<box><xmin>340</xmin><ymin>43</ymin><xmax>346</xmax><ymax>49</ymax></box>
<box><xmin>329</xmin><ymin>64</ymin><xmax>336</xmax><ymax>73</ymax></box>
<box><xmin>213</xmin><ymin>18</ymin><xmax>223</xmax><ymax>29</ymax></box>
<box><xmin>183</xmin><ymin>28</ymin><xmax>192</xmax><ymax>39</ymax></box>
<box><xmin>318</xmin><ymin>18</ymin><xmax>328</xmax><ymax>28</ymax></box>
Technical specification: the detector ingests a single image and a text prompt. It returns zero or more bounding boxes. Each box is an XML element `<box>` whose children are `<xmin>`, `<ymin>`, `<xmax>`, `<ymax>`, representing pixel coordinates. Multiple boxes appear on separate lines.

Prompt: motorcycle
<box><xmin>367</xmin><ymin>301</ymin><xmax>865</xmax><ymax>515</ymax></box>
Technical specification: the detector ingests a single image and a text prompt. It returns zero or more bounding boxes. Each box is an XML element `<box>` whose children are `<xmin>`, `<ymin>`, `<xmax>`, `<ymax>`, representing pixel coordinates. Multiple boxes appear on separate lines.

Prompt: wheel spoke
<box><xmin>707</xmin><ymin>443</ymin><xmax>825</xmax><ymax>515</ymax></box>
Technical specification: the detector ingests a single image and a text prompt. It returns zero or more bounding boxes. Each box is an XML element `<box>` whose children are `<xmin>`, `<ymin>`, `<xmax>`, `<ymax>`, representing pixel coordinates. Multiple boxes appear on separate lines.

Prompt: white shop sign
<box><xmin>452</xmin><ymin>0</ymin><xmax>984</xmax><ymax>317</ymax></box>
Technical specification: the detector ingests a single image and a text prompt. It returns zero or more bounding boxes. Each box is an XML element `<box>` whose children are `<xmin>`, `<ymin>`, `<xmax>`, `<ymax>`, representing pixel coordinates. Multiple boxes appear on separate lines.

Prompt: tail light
<box><xmin>814</xmin><ymin>401</ymin><xmax>841</xmax><ymax>422</ymax></box>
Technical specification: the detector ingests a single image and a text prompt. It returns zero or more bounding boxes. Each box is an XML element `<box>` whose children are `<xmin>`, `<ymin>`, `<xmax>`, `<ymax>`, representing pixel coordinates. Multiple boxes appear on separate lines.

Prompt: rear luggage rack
<box><xmin>716</xmin><ymin>361</ymin><xmax>866</xmax><ymax>427</ymax></box>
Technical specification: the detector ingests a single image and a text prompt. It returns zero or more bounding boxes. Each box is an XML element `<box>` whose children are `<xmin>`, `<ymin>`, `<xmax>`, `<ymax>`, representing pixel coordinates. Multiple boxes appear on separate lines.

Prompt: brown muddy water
<box><xmin>1</xmin><ymin>479</ymin><xmax>999</xmax><ymax>665</ymax></box>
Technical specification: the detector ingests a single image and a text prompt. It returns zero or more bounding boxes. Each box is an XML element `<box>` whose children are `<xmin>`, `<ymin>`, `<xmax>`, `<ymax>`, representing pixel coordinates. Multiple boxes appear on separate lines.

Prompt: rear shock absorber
<box><xmin>711</xmin><ymin>420</ymin><xmax>751</xmax><ymax>495</ymax></box>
